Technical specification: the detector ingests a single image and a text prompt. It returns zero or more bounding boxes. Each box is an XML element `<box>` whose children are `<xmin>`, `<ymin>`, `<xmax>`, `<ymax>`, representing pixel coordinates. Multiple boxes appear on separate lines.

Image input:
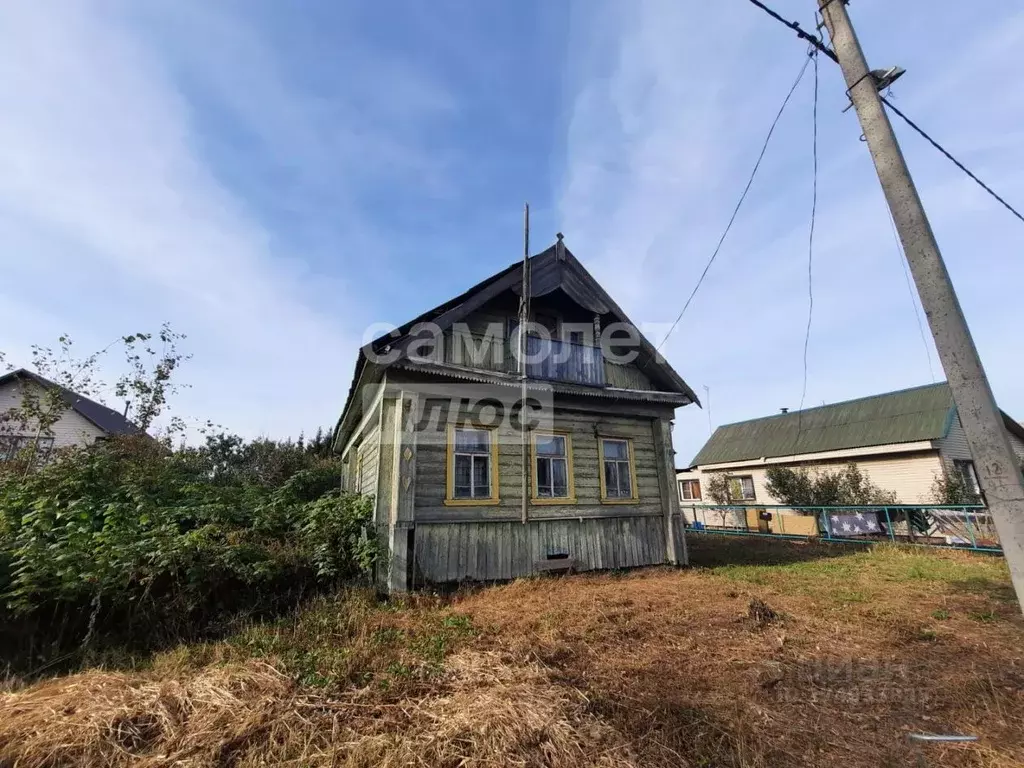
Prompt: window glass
<box><xmin>455</xmin><ymin>428</ymin><xmax>489</xmax><ymax>453</ymax></box>
<box><xmin>729</xmin><ymin>476</ymin><xmax>755</xmax><ymax>500</ymax></box>
<box><xmin>602</xmin><ymin>439</ymin><xmax>633</xmax><ymax>498</ymax></box>
<box><xmin>603</xmin><ymin>439</ymin><xmax>628</xmax><ymax>460</ymax></box>
<box><xmin>604</xmin><ymin>461</ymin><xmax>620</xmax><ymax>495</ymax></box>
<box><xmin>536</xmin><ymin>434</ymin><xmax>565</xmax><ymax>456</ymax></box>
<box><xmin>552</xmin><ymin>459</ymin><xmax>568</xmax><ymax>496</ymax></box>
<box><xmin>681</xmin><ymin>480</ymin><xmax>699</xmax><ymax>500</ymax></box>
<box><xmin>452</xmin><ymin>428</ymin><xmax>493</xmax><ymax>499</ymax></box>
<box><xmin>953</xmin><ymin>459</ymin><xmax>980</xmax><ymax>495</ymax></box>
<box><xmin>0</xmin><ymin>435</ymin><xmax>55</xmax><ymax>463</ymax></box>
<box><xmin>535</xmin><ymin>433</ymin><xmax>570</xmax><ymax>498</ymax></box>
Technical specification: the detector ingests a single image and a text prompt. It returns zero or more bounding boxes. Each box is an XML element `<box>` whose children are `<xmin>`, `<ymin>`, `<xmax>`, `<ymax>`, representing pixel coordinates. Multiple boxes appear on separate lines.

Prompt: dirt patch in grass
<box><xmin>1</xmin><ymin>537</ymin><xmax>1021</xmax><ymax>767</ymax></box>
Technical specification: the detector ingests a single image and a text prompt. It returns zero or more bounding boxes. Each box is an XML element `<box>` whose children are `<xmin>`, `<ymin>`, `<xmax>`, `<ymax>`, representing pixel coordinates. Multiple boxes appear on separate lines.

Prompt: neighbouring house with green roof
<box><xmin>676</xmin><ymin>383</ymin><xmax>1024</xmax><ymax>520</ymax></box>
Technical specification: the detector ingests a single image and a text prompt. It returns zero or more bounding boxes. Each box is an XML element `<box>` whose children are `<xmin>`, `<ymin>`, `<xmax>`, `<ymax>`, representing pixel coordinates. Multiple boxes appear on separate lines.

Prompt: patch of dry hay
<box><xmin>0</xmin><ymin>651</ymin><xmax>639</xmax><ymax>768</ymax></box>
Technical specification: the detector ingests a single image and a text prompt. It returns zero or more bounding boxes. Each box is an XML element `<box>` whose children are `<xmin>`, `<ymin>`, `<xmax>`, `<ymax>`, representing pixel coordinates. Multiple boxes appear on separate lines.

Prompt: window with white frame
<box><xmin>534</xmin><ymin>433</ymin><xmax>571</xmax><ymax>499</ymax></box>
<box><xmin>601</xmin><ymin>438</ymin><xmax>634</xmax><ymax>499</ymax></box>
<box><xmin>452</xmin><ymin>427</ymin><xmax>494</xmax><ymax>499</ymax></box>
<box><xmin>953</xmin><ymin>459</ymin><xmax>980</xmax><ymax>496</ymax></box>
<box><xmin>729</xmin><ymin>475</ymin><xmax>756</xmax><ymax>501</ymax></box>
<box><xmin>679</xmin><ymin>479</ymin><xmax>701</xmax><ymax>500</ymax></box>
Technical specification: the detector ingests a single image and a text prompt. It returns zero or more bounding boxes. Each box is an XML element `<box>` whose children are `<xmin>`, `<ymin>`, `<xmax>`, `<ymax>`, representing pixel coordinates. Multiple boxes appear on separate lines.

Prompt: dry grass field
<box><xmin>1</xmin><ymin>535</ymin><xmax>1021</xmax><ymax>767</ymax></box>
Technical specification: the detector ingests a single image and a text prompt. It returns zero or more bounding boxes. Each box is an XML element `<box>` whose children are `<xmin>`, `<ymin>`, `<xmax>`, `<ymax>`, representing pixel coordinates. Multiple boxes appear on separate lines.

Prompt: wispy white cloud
<box><xmin>559</xmin><ymin>0</ymin><xmax>1024</xmax><ymax>464</ymax></box>
<box><xmin>0</xmin><ymin>1</ymin><xmax>458</xmax><ymax>438</ymax></box>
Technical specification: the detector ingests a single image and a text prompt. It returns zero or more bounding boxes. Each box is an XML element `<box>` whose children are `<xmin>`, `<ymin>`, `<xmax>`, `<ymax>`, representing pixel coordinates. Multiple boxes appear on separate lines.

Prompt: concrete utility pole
<box><xmin>818</xmin><ymin>0</ymin><xmax>1024</xmax><ymax>613</ymax></box>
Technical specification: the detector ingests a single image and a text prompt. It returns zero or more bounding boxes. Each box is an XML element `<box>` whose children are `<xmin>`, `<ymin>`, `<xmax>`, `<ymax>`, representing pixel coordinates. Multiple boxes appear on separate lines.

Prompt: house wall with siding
<box><xmin>413</xmin><ymin>399</ymin><xmax>666</xmax><ymax>522</ymax></box>
<box><xmin>1011</xmin><ymin>432</ymin><xmax>1024</xmax><ymax>464</ymax></box>
<box><xmin>937</xmin><ymin>414</ymin><xmax>972</xmax><ymax>467</ymax></box>
<box><xmin>679</xmin><ymin>449</ymin><xmax>946</xmax><ymax>518</ymax></box>
<box><xmin>357</xmin><ymin>421</ymin><xmax>382</xmax><ymax>497</ymax></box>
<box><xmin>0</xmin><ymin>379</ymin><xmax>106</xmax><ymax>450</ymax></box>
<box><xmin>937</xmin><ymin>414</ymin><xmax>1024</xmax><ymax>470</ymax></box>
<box><xmin>342</xmin><ymin>392</ymin><xmax>384</xmax><ymax>498</ymax></box>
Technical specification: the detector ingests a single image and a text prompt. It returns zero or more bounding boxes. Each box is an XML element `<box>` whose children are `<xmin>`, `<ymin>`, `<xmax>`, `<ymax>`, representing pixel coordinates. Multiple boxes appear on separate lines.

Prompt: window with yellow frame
<box><xmin>445</xmin><ymin>425</ymin><xmax>500</xmax><ymax>505</ymax></box>
<box><xmin>530</xmin><ymin>431</ymin><xmax>576</xmax><ymax>504</ymax></box>
<box><xmin>599</xmin><ymin>437</ymin><xmax>638</xmax><ymax>503</ymax></box>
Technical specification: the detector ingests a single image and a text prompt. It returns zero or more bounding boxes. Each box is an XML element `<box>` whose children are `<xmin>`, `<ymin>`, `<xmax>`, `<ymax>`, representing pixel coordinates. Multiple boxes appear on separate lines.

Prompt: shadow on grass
<box><xmin>0</xmin><ymin>576</ymin><xmax>375</xmax><ymax>682</ymax></box>
<box><xmin>686</xmin><ymin>531</ymin><xmax>860</xmax><ymax>568</ymax></box>
<box><xmin>952</xmin><ymin>575</ymin><xmax>1019</xmax><ymax>604</ymax></box>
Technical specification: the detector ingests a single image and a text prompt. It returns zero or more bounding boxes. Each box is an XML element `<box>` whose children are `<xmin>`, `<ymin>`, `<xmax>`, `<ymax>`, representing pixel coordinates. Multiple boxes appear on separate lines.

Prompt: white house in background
<box><xmin>677</xmin><ymin>382</ymin><xmax>1024</xmax><ymax>517</ymax></box>
<box><xmin>0</xmin><ymin>368</ymin><xmax>143</xmax><ymax>461</ymax></box>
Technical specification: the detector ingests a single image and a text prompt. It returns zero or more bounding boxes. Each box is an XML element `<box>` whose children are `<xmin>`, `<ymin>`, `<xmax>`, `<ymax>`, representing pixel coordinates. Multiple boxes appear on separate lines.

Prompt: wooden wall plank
<box><xmin>409</xmin><ymin>512</ymin><xmax>680</xmax><ymax>589</ymax></box>
<box><xmin>466</xmin><ymin>526</ymin><xmax>479</xmax><ymax>581</ymax></box>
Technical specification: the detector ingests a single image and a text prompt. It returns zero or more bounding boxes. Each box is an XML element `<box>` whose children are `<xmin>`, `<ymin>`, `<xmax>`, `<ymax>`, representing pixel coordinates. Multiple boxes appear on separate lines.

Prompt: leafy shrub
<box><xmin>765</xmin><ymin>463</ymin><xmax>898</xmax><ymax>506</ymax></box>
<box><xmin>930</xmin><ymin>469</ymin><xmax>982</xmax><ymax>506</ymax></box>
<box><xmin>0</xmin><ymin>434</ymin><xmax>377</xmax><ymax>668</ymax></box>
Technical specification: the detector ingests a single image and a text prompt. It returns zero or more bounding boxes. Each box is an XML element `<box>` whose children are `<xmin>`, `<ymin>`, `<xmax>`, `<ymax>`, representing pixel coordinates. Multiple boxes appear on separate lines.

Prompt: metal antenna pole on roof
<box><xmin>520</xmin><ymin>203</ymin><xmax>531</xmax><ymax>525</ymax></box>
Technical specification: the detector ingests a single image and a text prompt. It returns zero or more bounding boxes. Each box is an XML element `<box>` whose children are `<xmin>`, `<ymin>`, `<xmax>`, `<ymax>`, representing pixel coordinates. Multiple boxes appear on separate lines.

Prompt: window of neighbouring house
<box><xmin>447</xmin><ymin>426</ymin><xmax>498</xmax><ymax>503</ymax></box>
<box><xmin>600</xmin><ymin>437</ymin><xmax>636</xmax><ymax>501</ymax></box>
<box><xmin>953</xmin><ymin>459</ymin><xmax>981</xmax><ymax>496</ymax></box>
<box><xmin>0</xmin><ymin>435</ymin><xmax>55</xmax><ymax>463</ymax></box>
<box><xmin>679</xmin><ymin>479</ymin><xmax>701</xmax><ymax>500</ymax></box>
<box><xmin>533</xmin><ymin>432</ymin><xmax>574</xmax><ymax>501</ymax></box>
<box><xmin>729</xmin><ymin>475</ymin><xmax>756</xmax><ymax>501</ymax></box>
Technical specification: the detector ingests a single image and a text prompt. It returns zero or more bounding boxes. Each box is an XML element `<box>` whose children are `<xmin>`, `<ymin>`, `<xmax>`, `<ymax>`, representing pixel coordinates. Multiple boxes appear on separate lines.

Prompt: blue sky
<box><xmin>1</xmin><ymin>0</ymin><xmax>1022</xmax><ymax>466</ymax></box>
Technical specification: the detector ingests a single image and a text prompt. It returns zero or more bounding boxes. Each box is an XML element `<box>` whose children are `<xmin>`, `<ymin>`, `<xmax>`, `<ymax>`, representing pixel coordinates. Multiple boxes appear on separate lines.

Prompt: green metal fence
<box><xmin>684</xmin><ymin>504</ymin><xmax>1000</xmax><ymax>554</ymax></box>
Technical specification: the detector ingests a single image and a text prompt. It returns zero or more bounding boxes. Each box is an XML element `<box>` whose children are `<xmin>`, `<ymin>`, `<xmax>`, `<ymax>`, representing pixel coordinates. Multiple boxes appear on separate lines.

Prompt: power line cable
<box><xmin>799</xmin><ymin>48</ymin><xmax>819</xmax><ymax>421</ymax></box>
<box><xmin>743</xmin><ymin>0</ymin><xmax>1024</xmax><ymax>226</ymax></box>
<box><xmin>657</xmin><ymin>53</ymin><xmax>814</xmax><ymax>351</ymax></box>
<box><xmin>880</xmin><ymin>96</ymin><xmax>1024</xmax><ymax>226</ymax></box>
<box><xmin>885</xmin><ymin>205</ymin><xmax>938</xmax><ymax>383</ymax></box>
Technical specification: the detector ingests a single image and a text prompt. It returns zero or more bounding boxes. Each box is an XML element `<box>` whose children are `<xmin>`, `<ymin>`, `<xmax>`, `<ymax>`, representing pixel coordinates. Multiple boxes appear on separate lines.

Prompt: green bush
<box><xmin>0</xmin><ymin>434</ymin><xmax>377</xmax><ymax>664</ymax></box>
<box><xmin>764</xmin><ymin>463</ymin><xmax>899</xmax><ymax>506</ymax></box>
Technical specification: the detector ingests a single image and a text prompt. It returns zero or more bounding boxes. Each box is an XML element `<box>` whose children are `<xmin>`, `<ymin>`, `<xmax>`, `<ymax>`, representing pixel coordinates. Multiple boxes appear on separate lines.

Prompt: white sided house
<box><xmin>0</xmin><ymin>369</ymin><xmax>143</xmax><ymax>461</ymax></box>
<box><xmin>677</xmin><ymin>383</ymin><xmax>1024</xmax><ymax>527</ymax></box>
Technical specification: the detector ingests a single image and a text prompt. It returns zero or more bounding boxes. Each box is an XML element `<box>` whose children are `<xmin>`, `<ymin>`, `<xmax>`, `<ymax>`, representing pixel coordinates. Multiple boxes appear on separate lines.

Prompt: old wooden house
<box><xmin>334</xmin><ymin>236</ymin><xmax>699</xmax><ymax>591</ymax></box>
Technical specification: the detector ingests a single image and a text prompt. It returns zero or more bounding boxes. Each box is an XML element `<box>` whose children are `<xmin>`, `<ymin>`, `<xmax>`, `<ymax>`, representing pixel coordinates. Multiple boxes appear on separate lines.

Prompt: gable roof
<box><xmin>690</xmin><ymin>382</ymin><xmax>1024</xmax><ymax>467</ymax></box>
<box><xmin>335</xmin><ymin>238</ymin><xmax>699</xmax><ymax>447</ymax></box>
<box><xmin>0</xmin><ymin>369</ymin><xmax>144</xmax><ymax>437</ymax></box>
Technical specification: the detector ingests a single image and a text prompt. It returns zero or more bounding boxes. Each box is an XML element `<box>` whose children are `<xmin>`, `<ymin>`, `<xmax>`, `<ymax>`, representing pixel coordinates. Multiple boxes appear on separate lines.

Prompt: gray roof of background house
<box><xmin>0</xmin><ymin>369</ymin><xmax>144</xmax><ymax>437</ymax></box>
<box><xmin>689</xmin><ymin>382</ymin><xmax>1024</xmax><ymax>467</ymax></box>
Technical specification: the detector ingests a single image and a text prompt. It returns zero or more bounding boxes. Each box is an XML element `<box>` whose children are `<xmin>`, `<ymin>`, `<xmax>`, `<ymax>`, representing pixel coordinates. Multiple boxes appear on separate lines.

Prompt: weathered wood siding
<box><xmin>604</xmin><ymin>360</ymin><xmax>655</xmax><ymax>391</ymax></box>
<box><xmin>414</xmin><ymin>403</ymin><xmax>665</xmax><ymax>521</ymax></box>
<box><xmin>443</xmin><ymin>301</ymin><xmax>657</xmax><ymax>392</ymax></box>
<box><xmin>413</xmin><ymin>516</ymin><xmax>667</xmax><ymax>583</ymax></box>
<box><xmin>375</xmin><ymin>397</ymin><xmax>397</xmax><ymax>526</ymax></box>
<box><xmin>350</xmin><ymin>391</ymin><xmax>384</xmax><ymax>498</ymax></box>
